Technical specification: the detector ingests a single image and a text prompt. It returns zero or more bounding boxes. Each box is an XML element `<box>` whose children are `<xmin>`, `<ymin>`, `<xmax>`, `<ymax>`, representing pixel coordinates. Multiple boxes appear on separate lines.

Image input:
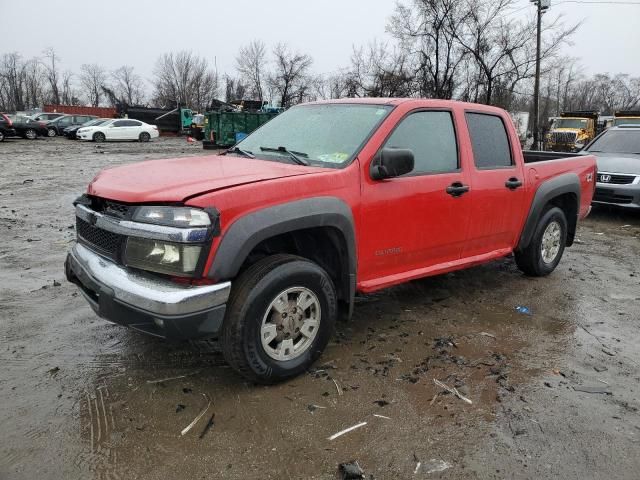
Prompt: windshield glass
<box><xmin>234</xmin><ymin>104</ymin><xmax>392</xmax><ymax>167</ymax></box>
<box><xmin>587</xmin><ymin>130</ymin><xmax>640</xmax><ymax>154</ymax></box>
<box><xmin>555</xmin><ymin>118</ymin><xmax>588</xmax><ymax>129</ymax></box>
<box><xmin>613</xmin><ymin>118</ymin><xmax>640</xmax><ymax>126</ymax></box>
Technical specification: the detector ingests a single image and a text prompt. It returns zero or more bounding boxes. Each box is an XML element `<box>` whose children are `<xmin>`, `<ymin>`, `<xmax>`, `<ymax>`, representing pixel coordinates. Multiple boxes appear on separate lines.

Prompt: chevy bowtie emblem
<box><xmin>600</xmin><ymin>174</ymin><xmax>611</xmax><ymax>183</ymax></box>
<box><xmin>88</xmin><ymin>212</ymin><xmax>98</xmax><ymax>226</ymax></box>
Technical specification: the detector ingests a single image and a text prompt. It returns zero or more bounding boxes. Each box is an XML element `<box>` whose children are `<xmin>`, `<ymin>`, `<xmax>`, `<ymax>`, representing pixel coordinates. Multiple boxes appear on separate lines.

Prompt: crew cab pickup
<box><xmin>65</xmin><ymin>99</ymin><xmax>596</xmax><ymax>383</ymax></box>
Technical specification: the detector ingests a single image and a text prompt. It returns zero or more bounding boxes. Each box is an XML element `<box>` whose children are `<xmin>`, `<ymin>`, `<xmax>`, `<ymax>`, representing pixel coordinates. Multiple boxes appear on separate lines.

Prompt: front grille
<box><xmin>76</xmin><ymin>217</ymin><xmax>125</xmax><ymax>260</ymax></box>
<box><xmin>597</xmin><ymin>173</ymin><xmax>636</xmax><ymax>185</ymax></box>
<box><xmin>104</xmin><ymin>201</ymin><xmax>131</xmax><ymax>218</ymax></box>
<box><xmin>593</xmin><ymin>188</ymin><xmax>634</xmax><ymax>204</ymax></box>
<box><xmin>551</xmin><ymin>131</ymin><xmax>577</xmax><ymax>144</ymax></box>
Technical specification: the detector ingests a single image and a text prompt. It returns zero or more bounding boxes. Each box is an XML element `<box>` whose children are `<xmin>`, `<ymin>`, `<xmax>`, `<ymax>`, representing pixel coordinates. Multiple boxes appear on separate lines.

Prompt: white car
<box><xmin>77</xmin><ymin>119</ymin><xmax>159</xmax><ymax>142</ymax></box>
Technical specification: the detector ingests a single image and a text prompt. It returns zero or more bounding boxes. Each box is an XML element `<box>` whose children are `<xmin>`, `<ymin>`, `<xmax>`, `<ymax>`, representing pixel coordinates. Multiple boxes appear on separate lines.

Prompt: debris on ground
<box><xmin>433</xmin><ymin>336</ymin><xmax>457</xmax><ymax>348</ymax></box>
<box><xmin>180</xmin><ymin>394</ymin><xmax>211</xmax><ymax>436</ymax></box>
<box><xmin>52</xmin><ymin>280</ymin><xmax>61</xmax><ymax>287</ymax></box>
<box><xmin>515</xmin><ymin>306</ymin><xmax>532</xmax><ymax>315</ymax></box>
<box><xmin>594</xmin><ymin>365</ymin><xmax>608</xmax><ymax>372</ymax></box>
<box><xmin>307</xmin><ymin>404</ymin><xmax>326</xmax><ymax>413</ymax></box>
<box><xmin>175</xmin><ymin>404</ymin><xmax>186</xmax><ymax>413</ymax></box>
<box><xmin>373</xmin><ymin>399</ymin><xmax>390</xmax><ymax>407</ymax></box>
<box><xmin>48</xmin><ymin>366</ymin><xmax>60</xmax><ymax>376</ymax></box>
<box><xmin>478</xmin><ymin>332</ymin><xmax>496</xmax><ymax>339</ymax></box>
<box><xmin>199</xmin><ymin>413</ymin><xmax>215</xmax><ymax>439</ymax></box>
<box><xmin>573</xmin><ymin>385</ymin><xmax>612</xmax><ymax>395</ymax></box>
<box><xmin>327</xmin><ymin>422</ymin><xmax>367</xmax><ymax>441</ymax></box>
<box><xmin>332</xmin><ymin>378</ymin><xmax>344</xmax><ymax>396</ymax></box>
<box><xmin>602</xmin><ymin>348</ymin><xmax>616</xmax><ymax>357</ymax></box>
<box><xmin>337</xmin><ymin>460</ymin><xmax>365</xmax><ymax>479</ymax></box>
<box><xmin>147</xmin><ymin>371</ymin><xmax>200</xmax><ymax>384</ymax></box>
<box><xmin>433</xmin><ymin>379</ymin><xmax>472</xmax><ymax>404</ymax></box>
<box><xmin>373</xmin><ymin>414</ymin><xmax>391</xmax><ymax>420</ymax></box>
<box><xmin>413</xmin><ymin>454</ymin><xmax>452</xmax><ymax>475</ymax></box>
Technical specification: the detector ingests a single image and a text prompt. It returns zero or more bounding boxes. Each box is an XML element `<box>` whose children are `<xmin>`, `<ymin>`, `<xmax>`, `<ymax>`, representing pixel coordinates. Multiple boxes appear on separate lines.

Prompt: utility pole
<box><xmin>531</xmin><ymin>0</ymin><xmax>549</xmax><ymax>150</ymax></box>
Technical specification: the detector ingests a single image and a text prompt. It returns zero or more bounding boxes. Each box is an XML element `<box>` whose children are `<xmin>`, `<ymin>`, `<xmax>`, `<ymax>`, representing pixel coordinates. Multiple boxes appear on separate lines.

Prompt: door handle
<box><xmin>446</xmin><ymin>182</ymin><xmax>470</xmax><ymax>197</ymax></box>
<box><xmin>505</xmin><ymin>177</ymin><xmax>523</xmax><ymax>190</ymax></box>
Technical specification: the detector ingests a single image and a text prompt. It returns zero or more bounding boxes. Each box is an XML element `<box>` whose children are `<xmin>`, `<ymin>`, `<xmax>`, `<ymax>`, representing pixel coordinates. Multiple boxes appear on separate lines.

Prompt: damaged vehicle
<box><xmin>65</xmin><ymin>99</ymin><xmax>597</xmax><ymax>383</ymax></box>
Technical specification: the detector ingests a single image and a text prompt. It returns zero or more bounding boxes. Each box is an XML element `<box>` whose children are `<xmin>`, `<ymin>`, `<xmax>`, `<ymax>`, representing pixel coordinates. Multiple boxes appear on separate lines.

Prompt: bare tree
<box><xmin>152</xmin><ymin>51</ymin><xmax>218</xmax><ymax>111</ymax></box>
<box><xmin>268</xmin><ymin>43</ymin><xmax>313</xmax><ymax>108</ymax></box>
<box><xmin>112</xmin><ymin>65</ymin><xmax>145</xmax><ymax>105</ymax></box>
<box><xmin>79</xmin><ymin>63</ymin><xmax>107</xmax><ymax>106</ymax></box>
<box><xmin>61</xmin><ymin>70</ymin><xmax>75</xmax><ymax>105</ymax></box>
<box><xmin>0</xmin><ymin>52</ymin><xmax>27</xmax><ymax>111</ymax></box>
<box><xmin>388</xmin><ymin>0</ymin><xmax>467</xmax><ymax>99</ymax></box>
<box><xmin>236</xmin><ymin>40</ymin><xmax>267</xmax><ymax>103</ymax></box>
<box><xmin>42</xmin><ymin>47</ymin><xmax>61</xmax><ymax>105</ymax></box>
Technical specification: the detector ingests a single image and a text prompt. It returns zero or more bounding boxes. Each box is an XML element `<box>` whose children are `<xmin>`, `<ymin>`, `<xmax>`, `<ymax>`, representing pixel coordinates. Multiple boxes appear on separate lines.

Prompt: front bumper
<box><xmin>592</xmin><ymin>182</ymin><xmax>640</xmax><ymax>209</ymax></box>
<box><xmin>65</xmin><ymin>243</ymin><xmax>231</xmax><ymax>339</ymax></box>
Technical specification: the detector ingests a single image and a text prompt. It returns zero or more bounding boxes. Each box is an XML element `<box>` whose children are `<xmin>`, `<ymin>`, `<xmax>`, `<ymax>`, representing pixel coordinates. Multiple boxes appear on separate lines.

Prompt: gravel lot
<box><xmin>1</xmin><ymin>136</ymin><xmax>639</xmax><ymax>479</ymax></box>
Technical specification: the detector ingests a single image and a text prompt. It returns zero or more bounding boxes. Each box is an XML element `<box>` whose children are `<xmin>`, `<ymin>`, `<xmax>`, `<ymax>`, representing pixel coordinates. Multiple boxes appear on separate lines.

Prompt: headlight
<box><xmin>132</xmin><ymin>206</ymin><xmax>211</xmax><ymax>227</ymax></box>
<box><xmin>125</xmin><ymin>237</ymin><xmax>202</xmax><ymax>276</ymax></box>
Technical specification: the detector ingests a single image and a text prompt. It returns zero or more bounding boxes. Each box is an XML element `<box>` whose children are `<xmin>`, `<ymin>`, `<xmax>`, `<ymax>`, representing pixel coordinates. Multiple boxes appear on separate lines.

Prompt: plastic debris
<box><xmin>327</xmin><ymin>422</ymin><xmax>367</xmax><ymax>441</ymax></box>
<box><xmin>180</xmin><ymin>394</ymin><xmax>211</xmax><ymax>436</ymax></box>
<box><xmin>573</xmin><ymin>385</ymin><xmax>611</xmax><ymax>395</ymax></box>
<box><xmin>433</xmin><ymin>379</ymin><xmax>472</xmax><ymax>404</ymax></box>
<box><xmin>515</xmin><ymin>306</ymin><xmax>531</xmax><ymax>315</ymax></box>
<box><xmin>198</xmin><ymin>413</ymin><xmax>215</xmax><ymax>439</ymax></box>
<box><xmin>373</xmin><ymin>414</ymin><xmax>391</xmax><ymax>420</ymax></box>
<box><xmin>338</xmin><ymin>460</ymin><xmax>365</xmax><ymax>479</ymax></box>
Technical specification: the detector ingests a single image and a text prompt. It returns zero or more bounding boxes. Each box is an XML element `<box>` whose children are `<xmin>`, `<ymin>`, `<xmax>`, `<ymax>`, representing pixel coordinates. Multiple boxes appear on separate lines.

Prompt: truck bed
<box><xmin>523</xmin><ymin>150</ymin><xmax>584</xmax><ymax>163</ymax></box>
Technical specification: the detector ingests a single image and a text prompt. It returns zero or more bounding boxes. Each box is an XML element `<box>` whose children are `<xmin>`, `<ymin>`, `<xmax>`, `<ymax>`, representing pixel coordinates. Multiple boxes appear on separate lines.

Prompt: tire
<box><xmin>139</xmin><ymin>132</ymin><xmax>150</xmax><ymax>142</ymax></box>
<box><xmin>24</xmin><ymin>129</ymin><xmax>37</xmax><ymax>140</ymax></box>
<box><xmin>0</xmin><ymin>131</ymin><xmax>4</xmax><ymax>142</ymax></box>
<box><xmin>222</xmin><ymin>254</ymin><xmax>337</xmax><ymax>384</ymax></box>
<box><xmin>47</xmin><ymin>128</ymin><xmax>57</xmax><ymax>137</ymax></box>
<box><xmin>515</xmin><ymin>206</ymin><xmax>567</xmax><ymax>276</ymax></box>
<box><xmin>93</xmin><ymin>132</ymin><xmax>105</xmax><ymax>143</ymax></box>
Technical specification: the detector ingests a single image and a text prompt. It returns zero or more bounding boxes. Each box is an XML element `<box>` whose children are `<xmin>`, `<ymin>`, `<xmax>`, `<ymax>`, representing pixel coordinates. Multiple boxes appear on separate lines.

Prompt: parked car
<box><xmin>583</xmin><ymin>125</ymin><xmax>640</xmax><ymax>209</ymax></box>
<box><xmin>0</xmin><ymin>113</ymin><xmax>17</xmax><ymax>141</ymax></box>
<box><xmin>64</xmin><ymin>118</ymin><xmax>110</xmax><ymax>139</ymax></box>
<box><xmin>46</xmin><ymin>114</ymin><xmax>97</xmax><ymax>137</ymax></box>
<box><xmin>8</xmin><ymin>115</ymin><xmax>48</xmax><ymax>139</ymax></box>
<box><xmin>30</xmin><ymin>112</ymin><xmax>65</xmax><ymax>122</ymax></box>
<box><xmin>65</xmin><ymin>99</ymin><xmax>596</xmax><ymax>383</ymax></box>
<box><xmin>76</xmin><ymin>119</ymin><xmax>159</xmax><ymax>142</ymax></box>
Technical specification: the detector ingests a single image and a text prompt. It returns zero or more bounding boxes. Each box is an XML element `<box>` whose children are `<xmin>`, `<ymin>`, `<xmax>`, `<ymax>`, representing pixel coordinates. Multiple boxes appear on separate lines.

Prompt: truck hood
<box><xmin>592</xmin><ymin>152</ymin><xmax>640</xmax><ymax>175</ymax></box>
<box><xmin>87</xmin><ymin>154</ymin><xmax>327</xmax><ymax>203</ymax></box>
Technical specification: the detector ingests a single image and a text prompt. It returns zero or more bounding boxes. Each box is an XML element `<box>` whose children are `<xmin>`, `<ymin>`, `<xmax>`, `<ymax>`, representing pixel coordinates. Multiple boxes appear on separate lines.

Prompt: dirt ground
<box><xmin>1</xmin><ymin>136</ymin><xmax>639</xmax><ymax>480</ymax></box>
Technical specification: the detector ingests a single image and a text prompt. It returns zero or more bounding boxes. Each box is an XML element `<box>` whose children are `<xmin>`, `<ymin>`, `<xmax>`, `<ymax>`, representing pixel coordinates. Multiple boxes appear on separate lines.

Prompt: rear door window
<box><xmin>112</xmin><ymin>120</ymin><xmax>127</xmax><ymax>127</ymax></box>
<box><xmin>465</xmin><ymin>113</ymin><xmax>513</xmax><ymax>169</ymax></box>
<box><xmin>382</xmin><ymin>110</ymin><xmax>458</xmax><ymax>175</ymax></box>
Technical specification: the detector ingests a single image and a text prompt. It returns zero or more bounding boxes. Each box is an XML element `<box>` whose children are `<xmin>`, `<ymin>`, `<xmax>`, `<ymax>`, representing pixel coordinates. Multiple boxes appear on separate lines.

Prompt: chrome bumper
<box><xmin>67</xmin><ymin>243</ymin><xmax>230</xmax><ymax>317</ymax></box>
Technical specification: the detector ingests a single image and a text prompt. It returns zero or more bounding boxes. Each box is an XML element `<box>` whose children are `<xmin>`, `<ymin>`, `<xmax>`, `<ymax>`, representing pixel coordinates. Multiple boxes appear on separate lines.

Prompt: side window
<box><xmin>112</xmin><ymin>120</ymin><xmax>126</xmax><ymax>127</ymax></box>
<box><xmin>465</xmin><ymin>113</ymin><xmax>513</xmax><ymax>168</ymax></box>
<box><xmin>128</xmin><ymin>120</ymin><xmax>142</xmax><ymax>127</ymax></box>
<box><xmin>382</xmin><ymin>111</ymin><xmax>458</xmax><ymax>174</ymax></box>
<box><xmin>59</xmin><ymin>116</ymin><xmax>72</xmax><ymax>126</ymax></box>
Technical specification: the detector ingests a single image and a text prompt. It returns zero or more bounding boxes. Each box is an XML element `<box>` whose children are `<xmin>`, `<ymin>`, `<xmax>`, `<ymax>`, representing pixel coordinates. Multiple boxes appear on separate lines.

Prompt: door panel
<box><xmin>359</xmin><ymin>110</ymin><xmax>472</xmax><ymax>284</ymax></box>
<box><xmin>462</xmin><ymin>112</ymin><xmax>526</xmax><ymax>257</ymax></box>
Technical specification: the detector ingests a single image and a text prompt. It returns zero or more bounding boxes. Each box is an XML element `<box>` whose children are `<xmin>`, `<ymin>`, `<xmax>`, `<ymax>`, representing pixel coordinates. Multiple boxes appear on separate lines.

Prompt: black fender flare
<box><xmin>517</xmin><ymin>173</ymin><xmax>581</xmax><ymax>251</ymax></box>
<box><xmin>208</xmin><ymin>197</ymin><xmax>357</xmax><ymax>317</ymax></box>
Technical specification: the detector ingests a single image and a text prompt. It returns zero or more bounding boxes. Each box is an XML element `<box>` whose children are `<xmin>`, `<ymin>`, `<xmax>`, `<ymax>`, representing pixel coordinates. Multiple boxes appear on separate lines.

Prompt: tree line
<box><xmin>1</xmin><ymin>0</ymin><xmax>639</xmax><ymax>125</ymax></box>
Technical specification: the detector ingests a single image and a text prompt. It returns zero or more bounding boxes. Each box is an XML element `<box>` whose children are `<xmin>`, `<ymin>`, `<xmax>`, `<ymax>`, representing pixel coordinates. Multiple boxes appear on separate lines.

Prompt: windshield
<box><xmin>555</xmin><ymin>118</ymin><xmax>588</xmax><ymax>129</ymax></box>
<box><xmin>234</xmin><ymin>104</ymin><xmax>392</xmax><ymax>167</ymax></box>
<box><xmin>587</xmin><ymin>130</ymin><xmax>640</xmax><ymax>154</ymax></box>
<box><xmin>613</xmin><ymin>118</ymin><xmax>640</xmax><ymax>126</ymax></box>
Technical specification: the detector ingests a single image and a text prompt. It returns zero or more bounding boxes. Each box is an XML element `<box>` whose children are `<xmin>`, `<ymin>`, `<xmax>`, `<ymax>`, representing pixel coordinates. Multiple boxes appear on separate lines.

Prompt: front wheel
<box><xmin>47</xmin><ymin>128</ymin><xmax>57</xmax><ymax>137</ymax></box>
<box><xmin>139</xmin><ymin>132</ymin><xmax>150</xmax><ymax>142</ymax></box>
<box><xmin>515</xmin><ymin>206</ymin><xmax>567</xmax><ymax>276</ymax></box>
<box><xmin>93</xmin><ymin>132</ymin><xmax>106</xmax><ymax>143</ymax></box>
<box><xmin>0</xmin><ymin>131</ymin><xmax>4</xmax><ymax>142</ymax></box>
<box><xmin>24</xmin><ymin>128</ymin><xmax>37</xmax><ymax>140</ymax></box>
<box><xmin>222</xmin><ymin>254</ymin><xmax>337</xmax><ymax>384</ymax></box>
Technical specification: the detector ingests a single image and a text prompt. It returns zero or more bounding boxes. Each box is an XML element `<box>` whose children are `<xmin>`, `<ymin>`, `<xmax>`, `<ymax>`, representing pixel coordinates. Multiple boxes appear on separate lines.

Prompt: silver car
<box><xmin>585</xmin><ymin>126</ymin><xmax>640</xmax><ymax>209</ymax></box>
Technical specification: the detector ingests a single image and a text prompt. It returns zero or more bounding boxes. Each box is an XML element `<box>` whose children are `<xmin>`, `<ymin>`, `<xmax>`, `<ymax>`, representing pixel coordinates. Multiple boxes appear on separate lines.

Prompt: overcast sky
<box><xmin>2</xmin><ymin>0</ymin><xmax>639</xmax><ymax>88</ymax></box>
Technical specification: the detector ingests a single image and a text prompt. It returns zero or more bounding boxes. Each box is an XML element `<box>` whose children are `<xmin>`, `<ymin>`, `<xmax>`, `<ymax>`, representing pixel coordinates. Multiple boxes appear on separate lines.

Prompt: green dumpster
<box><xmin>203</xmin><ymin>111</ymin><xmax>279</xmax><ymax>149</ymax></box>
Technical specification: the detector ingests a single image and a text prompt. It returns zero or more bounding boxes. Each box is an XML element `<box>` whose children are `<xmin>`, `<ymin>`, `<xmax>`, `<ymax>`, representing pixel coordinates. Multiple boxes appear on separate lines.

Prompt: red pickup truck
<box><xmin>65</xmin><ymin>99</ymin><xmax>596</xmax><ymax>383</ymax></box>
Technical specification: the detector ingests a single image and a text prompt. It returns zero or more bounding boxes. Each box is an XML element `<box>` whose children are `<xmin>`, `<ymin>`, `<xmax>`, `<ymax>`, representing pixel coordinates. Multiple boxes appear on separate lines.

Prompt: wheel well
<box><xmin>239</xmin><ymin>227</ymin><xmax>351</xmax><ymax>307</ymax></box>
<box><xmin>548</xmin><ymin>193</ymin><xmax>578</xmax><ymax>246</ymax></box>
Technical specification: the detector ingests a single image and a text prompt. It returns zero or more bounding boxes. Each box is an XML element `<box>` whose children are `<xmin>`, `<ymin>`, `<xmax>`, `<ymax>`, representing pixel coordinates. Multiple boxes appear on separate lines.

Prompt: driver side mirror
<box><xmin>370</xmin><ymin>148</ymin><xmax>414</xmax><ymax>180</ymax></box>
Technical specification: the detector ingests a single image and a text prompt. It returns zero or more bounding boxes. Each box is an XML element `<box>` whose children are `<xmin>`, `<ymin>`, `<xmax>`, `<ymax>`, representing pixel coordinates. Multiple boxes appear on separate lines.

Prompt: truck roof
<box><xmin>306</xmin><ymin>98</ymin><xmax>507</xmax><ymax>114</ymax></box>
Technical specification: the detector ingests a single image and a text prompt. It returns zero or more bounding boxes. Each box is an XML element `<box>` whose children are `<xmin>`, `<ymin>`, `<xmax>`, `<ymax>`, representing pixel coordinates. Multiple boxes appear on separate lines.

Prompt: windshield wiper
<box><xmin>259</xmin><ymin>146</ymin><xmax>309</xmax><ymax>166</ymax></box>
<box><xmin>225</xmin><ymin>146</ymin><xmax>255</xmax><ymax>158</ymax></box>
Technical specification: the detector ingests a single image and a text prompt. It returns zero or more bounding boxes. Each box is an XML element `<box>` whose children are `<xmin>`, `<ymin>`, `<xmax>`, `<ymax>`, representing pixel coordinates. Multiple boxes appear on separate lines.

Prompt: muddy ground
<box><xmin>1</xmin><ymin>136</ymin><xmax>639</xmax><ymax>480</ymax></box>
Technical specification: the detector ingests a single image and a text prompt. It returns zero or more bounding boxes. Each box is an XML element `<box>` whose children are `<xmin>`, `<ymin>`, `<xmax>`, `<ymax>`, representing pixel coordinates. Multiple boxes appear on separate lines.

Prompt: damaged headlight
<box><xmin>124</xmin><ymin>237</ymin><xmax>202</xmax><ymax>276</ymax></box>
<box><xmin>132</xmin><ymin>206</ymin><xmax>211</xmax><ymax>227</ymax></box>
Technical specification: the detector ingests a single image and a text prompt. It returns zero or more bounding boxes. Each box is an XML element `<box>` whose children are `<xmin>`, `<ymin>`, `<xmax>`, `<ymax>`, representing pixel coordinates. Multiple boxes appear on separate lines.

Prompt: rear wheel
<box><xmin>139</xmin><ymin>132</ymin><xmax>150</xmax><ymax>142</ymax></box>
<box><xmin>47</xmin><ymin>128</ymin><xmax>57</xmax><ymax>137</ymax></box>
<box><xmin>0</xmin><ymin>131</ymin><xmax>4</xmax><ymax>142</ymax></box>
<box><xmin>515</xmin><ymin>206</ymin><xmax>567</xmax><ymax>276</ymax></box>
<box><xmin>24</xmin><ymin>128</ymin><xmax>37</xmax><ymax>140</ymax></box>
<box><xmin>93</xmin><ymin>132</ymin><xmax>105</xmax><ymax>143</ymax></box>
<box><xmin>222</xmin><ymin>254</ymin><xmax>337</xmax><ymax>384</ymax></box>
